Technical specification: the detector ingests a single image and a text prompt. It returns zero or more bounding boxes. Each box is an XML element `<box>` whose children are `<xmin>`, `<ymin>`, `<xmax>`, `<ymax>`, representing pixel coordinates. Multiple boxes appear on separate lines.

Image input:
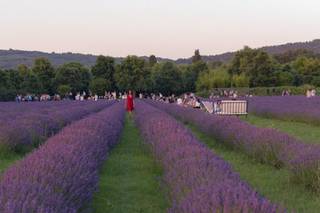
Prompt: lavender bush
<box><xmin>0</xmin><ymin>102</ymin><xmax>125</xmax><ymax>212</ymax></box>
<box><xmin>248</xmin><ymin>96</ymin><xmax>320</xmax><ymax>125</ymax></box>
<box><xmin>0</xmin><ymin>101</ymin><xmax>115</xmax><ymax>152</ymax></box>
<box><xmin>134</xmin><ymin>101</ymin><xmax>284</xmax><ymax>212</ymax></box>
<box><xmin>147</xmin><ymin>100</ymin><xmax>320</xmax><ymax>194</ymax></box>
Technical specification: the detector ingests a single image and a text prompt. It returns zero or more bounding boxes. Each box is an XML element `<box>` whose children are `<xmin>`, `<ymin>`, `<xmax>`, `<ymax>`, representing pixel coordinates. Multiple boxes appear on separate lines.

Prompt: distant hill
<box><xmin>176</xmin><ymin>39</ymin><xmax>320</xmax><ymax>64</ymax></box>
<box><xmin>1</xmin><ymin>39</ymin><xmax>320</xmax><ymax>69</ymax></box>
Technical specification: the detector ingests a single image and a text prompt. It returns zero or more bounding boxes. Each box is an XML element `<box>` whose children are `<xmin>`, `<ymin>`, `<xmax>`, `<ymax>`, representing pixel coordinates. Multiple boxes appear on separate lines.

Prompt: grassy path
<box><xmin>92</xmin><ymin>115</ymin><xmax>168</xmax><ymax>213</ymax></box>
<box><xmin>243</xmin><ymin>115</ymin><xmax>320</xmax><ymax>144</ymax></box>
<box><xmin>186</xmin><ymin>123</ymin><xmax>320</xmax><ymax>213</ymax></box>
<box><xmin>0</xmin><ymin>153</ymin><xmax>22</xmax><ymax>173</ymax></box>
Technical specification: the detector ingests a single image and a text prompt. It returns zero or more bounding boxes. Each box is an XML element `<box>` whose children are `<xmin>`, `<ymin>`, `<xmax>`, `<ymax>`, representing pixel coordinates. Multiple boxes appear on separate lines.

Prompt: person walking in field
<box><xmin>126</xmin><ymin>90</ymin><xmax>134</xmax><ymax>113</ymax></box>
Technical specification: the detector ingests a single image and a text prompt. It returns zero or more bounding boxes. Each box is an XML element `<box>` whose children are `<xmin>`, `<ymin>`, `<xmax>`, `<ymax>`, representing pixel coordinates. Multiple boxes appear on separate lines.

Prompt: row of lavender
<box><xmin>147</xmin><ymin>100</ymin><xmax>320</xmax><ymax>193</ymax></box>
<box><xmin>0</xmin><ymin>101</ymin><xmax>115</xmax><ymax>151</ymax></box>
<box><xmin>248</xmin><ymin>96</ymin><xmax>320</xmax><ymax>125</ymax></box>
<box><xmin>0</xmin><ymin>101</ymin><xmax>81</xmax><ymax>119</ymax></box>
<box><xmin>134</xmin><ymin>101</ymin><xmax>284</xmax><ymax>212</ymax></box>
<box><xmin>0</xmin><ymin>102</ymin><xmax>125</xmax><ymax>212</ymax></box>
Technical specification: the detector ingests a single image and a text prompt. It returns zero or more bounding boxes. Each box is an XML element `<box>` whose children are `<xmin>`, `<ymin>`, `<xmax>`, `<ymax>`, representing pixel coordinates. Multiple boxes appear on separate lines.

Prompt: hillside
<box><xmin>1</xmin><ymin>39</ymin><xmax>320</xmax><ymax>69</ymax></box>
<box><xmin>177</xmin><ymin>39</ymin><xmax>320</xmax><ymax>64</ymax></box>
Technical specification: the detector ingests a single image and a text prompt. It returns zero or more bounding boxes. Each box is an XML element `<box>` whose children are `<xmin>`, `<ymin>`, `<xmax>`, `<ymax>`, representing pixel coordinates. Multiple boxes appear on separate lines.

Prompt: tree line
<box><xmin>1</xmin><ymin>47</ymin><xmax>320</xmax><ymax>101</ymax></box>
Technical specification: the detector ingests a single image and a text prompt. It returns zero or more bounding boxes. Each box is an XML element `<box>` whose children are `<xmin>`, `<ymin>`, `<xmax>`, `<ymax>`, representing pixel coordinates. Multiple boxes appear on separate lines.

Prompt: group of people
<box><xmin>176</xmin><ymin>93</ymin><xmax>201</xmax><ymax>108</ymax></box>
<box><xmin>209</xmin><ymin>90</ymin><xmax>240</xmax><ymax>99</ymax></box>
<box><xmin>306</xmin><ymin>89</ymin><xmax>317</xmax><ymax>98</ymax></box>
<box><xmin>15</xmin><ymin>94</ymin><xmax>63</xmax><ymax>102</ymax></box>
<box><xmin>281</xmin><ymin>89</ymin><xmax>291</xmax><ymax>96</ymax></box>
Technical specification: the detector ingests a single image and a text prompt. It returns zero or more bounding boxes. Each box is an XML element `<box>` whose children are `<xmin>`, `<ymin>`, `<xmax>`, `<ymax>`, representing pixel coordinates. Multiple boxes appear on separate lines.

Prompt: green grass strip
<box><xmin>243</xmin><ymin>115</ymin><xmax>320</xmax><ymax>144</ymax></box>
<box><xmin>186</xmin><ymin>123</ymin><xmax>320</xmax><ymax>213</ymax></box>
<box><xmin>0</xmin><ymin>154</ymin><xmax>22</xmax><ymax>174</ymax></box>
<box><xmin>92</xmin><ymin>114</ymin><xmax>168</xmax><ymax>213</ymax></box>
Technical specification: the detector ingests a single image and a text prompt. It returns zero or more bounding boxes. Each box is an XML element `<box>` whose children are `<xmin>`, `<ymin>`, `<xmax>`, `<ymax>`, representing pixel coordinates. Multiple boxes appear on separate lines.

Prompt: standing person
<box><xmin>126</xmin><ymin>90</ymin><xmax>134</xmax><ymax>113</ymax></box>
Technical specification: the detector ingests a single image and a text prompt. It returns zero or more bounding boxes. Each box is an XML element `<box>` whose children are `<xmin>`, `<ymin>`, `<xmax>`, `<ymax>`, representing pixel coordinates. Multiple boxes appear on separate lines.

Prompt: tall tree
<box><xmin>149</xmin><ymin>55</ymin><xmax>157</xmax><ymax>67</ymax></box>
<box><xmin>196</xmin><ymin>67</ymin><xmax>231</xmax><ymax>91</ymax></box>
<box><xmin>20</xmin><ymin>71</ymin><xmax>42</xmax><ymax>94</ymax></box>
<box><xmin>55</xmin><ymin>62</ymin><xmax>91</xmax><ymax>94</ymax></box>
<box><xmin>32</xmin><ymin>58</ymin><xmax>55</xmax><ymax>94</ymax></box>
<box><xmin>228</xmin><ymin>47</ymin><xmax>278</xmax><ymax>87</ymax></box>
<box><xmin>91</xmin><ymin>56</ymin><xmax>116</xmax><ymax>90</ymax></box>
<box><xmin>151</xmin><ymin>62</ymin><xmax>182</xmax><ymax>95</ymax></box>
<box><xmin>90</xmin><ymin>78</ymin><xmax>112</xmax><ymax>96</ymax></box>
<box><xmin>0</xmin><ymin>69</ymin><xmax>17</xmax><ymax>101</ymax></box>
<box><xmin>192</xmin><ymin>49</ymin><xmax>202</xmax><ymax>63</ymax></box>
<box><xmin>114</xmin><ymin>56</ymin><xmax>148</xmax><ymax>92</ymax></box>
<box><xmin>182</xmin><ymin>61</ymin><xmax>208</xmax><ymax>92</ymax></box>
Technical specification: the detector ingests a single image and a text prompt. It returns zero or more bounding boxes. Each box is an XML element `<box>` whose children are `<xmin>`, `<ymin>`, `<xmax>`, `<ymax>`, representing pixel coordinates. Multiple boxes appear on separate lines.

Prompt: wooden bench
<box><xmin>202</xmin><ymin>100</ymin><xmax>248</xmax><ymax>116</ymax></box>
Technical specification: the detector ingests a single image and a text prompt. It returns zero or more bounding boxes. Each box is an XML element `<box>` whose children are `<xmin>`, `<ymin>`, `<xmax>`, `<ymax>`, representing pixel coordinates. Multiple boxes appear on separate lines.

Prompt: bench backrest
<box><xmin>215</xmin><ymin>100</ymin><xmax>248</xmax><ymax>115</ymax></box>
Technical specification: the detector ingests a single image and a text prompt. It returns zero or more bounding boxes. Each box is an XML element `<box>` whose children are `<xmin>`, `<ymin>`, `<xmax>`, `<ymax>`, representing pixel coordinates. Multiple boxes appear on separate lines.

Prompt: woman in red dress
<box><xmin>126</xmin><ymin>90</ymin><xmax>134</xmax><ymax>113</ymax></box>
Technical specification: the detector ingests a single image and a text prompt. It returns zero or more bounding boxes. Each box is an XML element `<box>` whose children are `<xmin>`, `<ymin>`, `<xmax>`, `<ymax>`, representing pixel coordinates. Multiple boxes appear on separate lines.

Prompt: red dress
<box><xmin>126</xmin><ymin>95</ymin><xmax>134</xmax><ymax>112</ymax></box>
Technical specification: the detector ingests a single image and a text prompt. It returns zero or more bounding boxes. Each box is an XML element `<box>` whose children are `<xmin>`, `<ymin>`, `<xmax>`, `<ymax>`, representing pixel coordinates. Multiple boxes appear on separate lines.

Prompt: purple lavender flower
<box><xmin>134</xmin><ymin>101</ymin><xmax>284</xmax><ymax>212</ymax></box>
<box><xmin>147</xmin><ymin>99</ymin><xmax>320</xmax><ymax>194</ymax></box>
<box><xmin>0</xmin><ymin>102</ymin><xmax>125</xmax><ymax>212</ymax></box>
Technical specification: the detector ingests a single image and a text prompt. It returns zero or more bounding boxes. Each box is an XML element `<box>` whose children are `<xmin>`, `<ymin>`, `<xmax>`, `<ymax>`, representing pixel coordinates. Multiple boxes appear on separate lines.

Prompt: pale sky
<box><xmin>0</xmin><ymin>0</ymin><xmax>319</xmax><ymax>59</ymax></box>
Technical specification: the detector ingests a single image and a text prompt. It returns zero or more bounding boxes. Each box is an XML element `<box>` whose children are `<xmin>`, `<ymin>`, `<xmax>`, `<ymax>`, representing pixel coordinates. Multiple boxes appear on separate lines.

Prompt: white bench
<box><xmin>202</xmin><ymin>100</ymin><xmax>248</xmax><ymax>115</ymax></box>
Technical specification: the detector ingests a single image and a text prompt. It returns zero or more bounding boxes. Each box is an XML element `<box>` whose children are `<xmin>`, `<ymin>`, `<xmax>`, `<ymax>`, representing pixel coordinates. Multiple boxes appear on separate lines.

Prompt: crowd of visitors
<box><xmin>15</xmin><ymin>87</ymin><xmax>318</xmax><ymax>104</ymax></box>
<box><xmin>306</xmin><ymin>89</ymin><xmax>317</xmax><ymax>98</ymax></box>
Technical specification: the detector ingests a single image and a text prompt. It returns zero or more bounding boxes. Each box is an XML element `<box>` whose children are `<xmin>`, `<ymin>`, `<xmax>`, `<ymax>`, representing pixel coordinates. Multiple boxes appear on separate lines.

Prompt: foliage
<box><xmin>182</xmin><ymin>61</ymin><xmax>208</xmax><ymax>92</ymax></box>
<box><xmin>55</xmin><ymin>62</ymin><xmax>91</xmax><ymax>94</ymax></box>
<box><xmin>149</xmin><ymin>55</ymin><xmax>157</xmax><ymax>67</ymax></box>
<box><xmin>20</xmin><ymin>71</ymin><xmax>42</xmax><ymax>94</ymax></box>
<box><xmin>274</xmin><ymin>49</ymin><xmax>318</xmax><ymax>64</ymax></box>
<box><xmin>228</xmin><ymin>47</ymin><xmax>278</xmax><ymax>87</ymax></box>
<box><xmin>91</xmin><ymin>56</ymin><xmax>116</xmax><ymax>90</ymax></box>
<box><xmin>232</xmin><ymin>73</ymin><xmax>250</xmax><ymax>87</ymax></box>
<box><xmin>32</xmin><ymin>58</ymin><xmax>55</xmax><ymax>94</ymax></box>
<box><xmin>114</xmin><ymin>56</ymin><xmax>148</xmax><ymax>92</ymax></box>
<box><xmin>151</xmin><ymin>62</ymin><xmax>182</xmax><ymax>95</ymax></box>
<box><xmin>192</xmin><ymin>49</ymin><xmax>202</xmax><ymax>63</ymax></box>
<box><xmin>90</xmin><ymin>77</ymin><xmax>112</xmax><ymax>96</ymax></box>
<box><xmin>1</xmin><ymin>46</ymin><xmax>320</xmax><ymax>101</ymax></box>
<box><xmin>196</xmin><ymin>67</ymin><xmax>230</xmax><ymax>91</ymax></box>
<box><xmin>57</xmin><ymin>84</ymin><xmax>71</xmax><ymax>97</ymax></box>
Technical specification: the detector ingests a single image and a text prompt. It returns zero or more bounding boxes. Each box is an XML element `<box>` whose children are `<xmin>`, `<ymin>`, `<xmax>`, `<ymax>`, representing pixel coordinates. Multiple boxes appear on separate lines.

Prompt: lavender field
<box><xmin>0</xmin><ymin>97</ymin><xmax>319</xmax><ymax>212</ymax></box>
<box><xmin>248</xmin><ymin>96</ymin><xmax>320</xmax><ymax>125</ymax></box>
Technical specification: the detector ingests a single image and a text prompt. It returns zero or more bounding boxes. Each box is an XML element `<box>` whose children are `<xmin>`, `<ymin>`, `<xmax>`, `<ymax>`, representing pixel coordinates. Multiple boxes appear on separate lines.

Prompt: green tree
<box><xmin>20</xmin><ymin>71</ymin><xmax>42</xmax><ymax>94</ymax></box>
<box><xmin>151</xmin><ymin>62</ymin><xmax>182</xmax><ymax>95</ymax></box>
<box><xmin>91</xmin><ymin>56</ymin><xmax>116</xmax><ymax>90</ymax></box>
<box><xmin>0</xmin><ymin>70</ymin><xmax>16</xmax><ymax>100</ymax></box>
<box><xmin>232</xmin><ymin>73</ymin><xmax>250</xmax><ymax>87</ymax></box>
<box><xmin>18</xmin><ymin>64</ymin><xmax>30</xmax><ymax>78</ymax></box>
<box><xmin>149</xmin><ymin>55</ymin><xmax>157</xmax><ymax>67</ymax></box>
<box><xmin>55</xmin><ymin>62</ymin><xmax>91</xmax><ymax>94</ymax></box>
<box><xmin>192</xmin><ymin>49</ymin><xmax>202</xmax><ymax>63</ymax></box>
<box><xmin>8</xmin><ymin>69</ymin><xmax>23</xmax><ymax>91</ymax></box>
<box><xmin>90</xmin><ymin>78</ymin><xmax>112</xmax><ymax>96</ymax></box>
<box><xmin>57</xmin><ymin>85</ymin><xmax>71</xmax><ymax>97</ymax></box>
<box><xmin>276</xmin><ymin>71</ymin><xmax>294</xmax><ymax>86</ymax></box>
<box><xmin>0</xmin><ymin>70</ymin><xmax>10</xmax><ymax>89</ymax></box>
<box><xmin>311</xmin><ymin>76</ymin><xmax>320</xmax><ymax>87</ymax></box>
<box><xmin>114</xmin><ymin>56</ymin><xmax>149</xmax><ymax>92</ymax></box>
<box><xmin>292</xmin><ymin>56</ymin><xmax>320</xmax><ymax>85</ymax></box>
<box><xmin>32</xmin><ymin>58</ymin><xmax>55</xmax><ymax>94</ymax></box>
<box><xmin>228</xmin><ymin>46</ymin><xmax>278</xmax><ymax>87</ymax></box>
<box><xmin>196</xmin><ymin>67</ymin><xmax>230</xmax><ymax>91</ymax></box>
<box><xmin>182</xmin><ymin>61</ymin><xmax>208</xmax><ymax>92</ymax></box>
